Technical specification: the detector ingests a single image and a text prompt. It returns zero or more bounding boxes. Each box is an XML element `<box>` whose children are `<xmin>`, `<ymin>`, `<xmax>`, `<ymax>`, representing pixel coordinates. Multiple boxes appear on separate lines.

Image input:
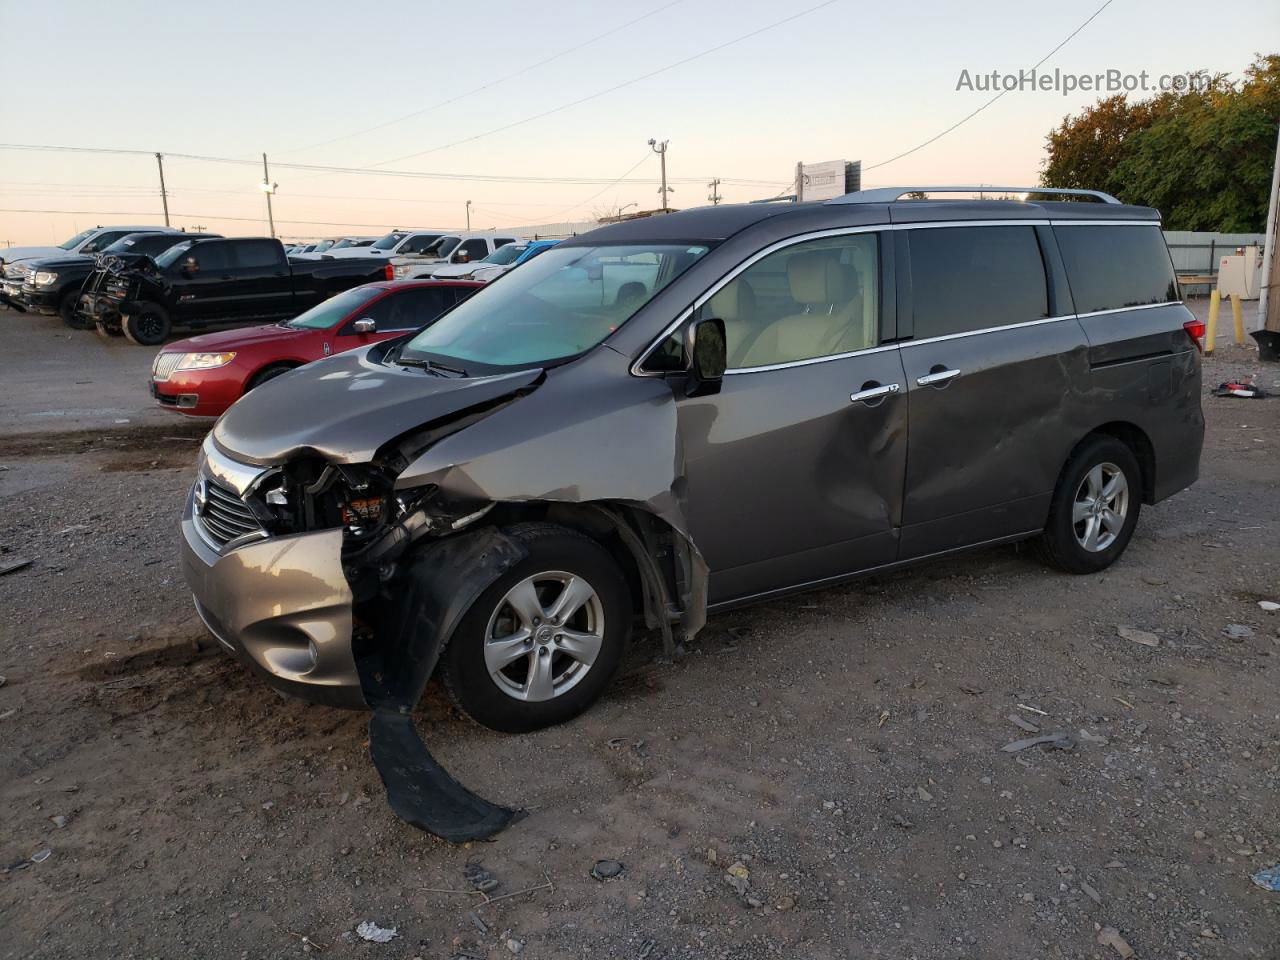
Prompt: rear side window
<box><xmin>192</xmin><ymin>242</ymin><xmax>233</xmax><ymax>272</ymax></box>
<box><xmin>1055</xmin><ymin>224</ymin><xmax>1179</xmax><ymax>314</ymax></box>
<box><xmin>908</xmin><ymin>225</ymin><xmax>1048</xmax><ymax>339</ymax></box>
<box><xmin>381</xmin><ymin>287</ymin><xmax>456</xmax><ymax>330</ymax></box>
<box><xmin>236</xmin><ymin>240</ymin><xmax>282</xmax><ymax>268</ymax></box>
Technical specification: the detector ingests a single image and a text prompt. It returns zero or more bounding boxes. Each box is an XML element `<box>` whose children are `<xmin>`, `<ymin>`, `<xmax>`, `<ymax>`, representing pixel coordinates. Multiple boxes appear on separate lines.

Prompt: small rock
<box><xmin>776</xmin><ymin>895</ymin><xmax>796</xmax><ymax>911</ymax></box>
<box><xmin>1097</xmin><ymin>925</ymin><xmax>1135</xmax><ymax>958</ymax></box>
<box><xmin>1258</xmin><ymin>601</ymin><xmax>1279</xmax><ymax>612</ymax></box>
<box><xmin>1118</xmin><ymin>626</ymin><xmax>1160</xmax><ymax>647</ymax></box>
<box><xmin>590</xmin><ymin>859</ymin><xmax>624</xmax><ymax>881</ymax></box>
<box><xmin>49</xmin><ymin>815</ymin><xmax>69</xmax><ymax>829</ymax></box>
<box><xmin>1080</xmin><ymin>880</ymin><xmax>1102</xmax><ymax>904</ymax></box>
<box><xmin>917</xmin><ymin>786</ymin><xmax>934</xmax><ymax>802</ymax></box>
<box><xmin>505</xmin><ymin>938</ymin><xmax>523</xmax><ymax>954</ymax></box>
<box><xmin>1223</xmin><ymin>623</ymin><xmax>1255</xmax><ymax>641</ymax></box>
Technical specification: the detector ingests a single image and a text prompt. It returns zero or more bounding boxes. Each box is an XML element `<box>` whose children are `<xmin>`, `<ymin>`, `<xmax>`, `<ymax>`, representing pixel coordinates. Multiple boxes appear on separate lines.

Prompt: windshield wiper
<box><xmin>395</xmin><ymin>354</ymin><xmax>469</xmax><ymax>377</ymax></box>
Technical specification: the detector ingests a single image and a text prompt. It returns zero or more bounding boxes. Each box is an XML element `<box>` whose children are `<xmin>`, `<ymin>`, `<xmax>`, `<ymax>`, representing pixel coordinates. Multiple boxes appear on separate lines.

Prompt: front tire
<box><xmin>121</xmin><ymin>304</ymin><xmax>171</xmax><ymax>346</ymax></box>
<box><xmin>1038</xmin><ymin>435</ymin><xmax>1142</xmax><ymax>574</ymax></box>
<box><xmin>59</xmin><ymin>291</ymin><xmax>87</xmax><ymax>329</ymax></box>
<box><xmin>95</xmin><ymin>318</ymin><xmax>122</xmax><ymax>338</ymax></box>
<box><xmin>439</xmin><ymin>524</ymin><xmax>631</xmax><ymax>733</ymax></box>
<box><xmin>245</xmin><ymin>364</ymin><xmax>295</xmax><ymax>392</ymax></box>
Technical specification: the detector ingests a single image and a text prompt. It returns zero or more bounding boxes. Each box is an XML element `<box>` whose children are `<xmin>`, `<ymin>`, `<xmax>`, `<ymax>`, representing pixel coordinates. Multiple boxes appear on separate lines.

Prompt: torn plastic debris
<box><xmin>355</xmin><ymin>921</ymin><xmax>399</xmax><ymax>943</ymax></box>
<box><xmin>1211</xmin><ymin>380</ymin><xmax>1269</xmax><ymax>399</ymax></box>
<box><xmin>1252</xmin><ymin>864</ymin><xmax>1280</xmax><ymax>892</ymax></box>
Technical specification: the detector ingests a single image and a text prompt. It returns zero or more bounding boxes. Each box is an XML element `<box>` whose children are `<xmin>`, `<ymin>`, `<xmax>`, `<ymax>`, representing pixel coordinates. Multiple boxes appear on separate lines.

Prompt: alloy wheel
<box><xmin>483</xmin><ymin>571</ymin><xmax>605</xmax><ymax>702</ymax></box>
<box><xmin>1072</xmin><ymin>462</ymin><xmax>1129</xmax><ymax>552</ymax></box>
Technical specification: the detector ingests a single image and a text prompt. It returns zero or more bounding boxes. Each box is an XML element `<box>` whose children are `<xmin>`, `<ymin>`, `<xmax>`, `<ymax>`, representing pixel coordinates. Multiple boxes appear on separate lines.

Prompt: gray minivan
<box><xmin>180</xmin><ymin>187</ymin><xmax>1202</xmax><ymax>834</ymax></box>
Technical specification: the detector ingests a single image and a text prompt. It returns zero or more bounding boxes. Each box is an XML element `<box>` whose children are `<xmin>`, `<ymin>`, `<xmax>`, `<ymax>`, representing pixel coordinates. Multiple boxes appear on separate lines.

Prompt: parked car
<box><xmin>391</xmin><ymin>233</ymin><xmax>518</xmax><ymax>278</ymax></box>
<box><xmin>150</xmin><ymin>279</ymin><xmax>482</xmax><ymax>416</ymax></box>
<box><xmin>322</xmin><ymin>229</ymin><xmax>447</xmax><ymax>260</ymax></box>
<box><xmin>181</xmin><ymin>187</ymin><xmax>1202</xmax><ymax>839</ymax></box>
<box><xmin>10</xmin><ymin>231</ymin><xmax>220</xmax><ymax>327</ymax></box>
<box><xmin>80</xmin><ymin>236</ymin><xmax>392</xmax><ymax>345</ymax></box>
<box><xmin>437</xmin><ymin>239</ymin><xmax>559</xmax><ymax>282</ymax></box>
<box><xmin>1</xmin><ymin>224</ymin><xmax>177</xmax><ymax>309</ymax></box>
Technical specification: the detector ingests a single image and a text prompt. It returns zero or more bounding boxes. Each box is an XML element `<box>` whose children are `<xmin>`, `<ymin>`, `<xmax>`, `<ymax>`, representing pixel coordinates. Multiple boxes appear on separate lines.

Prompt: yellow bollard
<box><xmin>1230</xmin><ymin>293</ymin><xmax>1245</xmax><ymax>345</ymax></box>
<box><xmin>1206</xmin><ymin>288</ymin><xmax>1220</xmax><ymax>354</ymax></box>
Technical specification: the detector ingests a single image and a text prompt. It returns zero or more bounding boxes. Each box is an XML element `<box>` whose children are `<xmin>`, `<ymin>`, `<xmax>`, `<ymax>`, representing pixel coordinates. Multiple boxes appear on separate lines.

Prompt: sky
<box><xmin>1</xmin><ymin>0</ymin><xmax>1276</xmax><ymax>244</ymax></box>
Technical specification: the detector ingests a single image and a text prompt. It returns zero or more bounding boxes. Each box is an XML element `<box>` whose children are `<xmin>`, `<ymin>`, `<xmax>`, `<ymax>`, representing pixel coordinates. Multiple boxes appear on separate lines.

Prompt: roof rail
<box><xmin>827</xmin><ymin>186</ymin><xmax>1121</xmax><ymax>205</ymax></box>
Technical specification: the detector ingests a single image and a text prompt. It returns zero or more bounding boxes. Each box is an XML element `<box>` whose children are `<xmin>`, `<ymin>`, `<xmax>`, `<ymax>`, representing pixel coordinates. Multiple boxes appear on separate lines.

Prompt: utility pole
<box><xmin>707</xmin><ymin>178</ymin><xmax>722</xmax><ymax>205</ymax></box>
<box><xmin>795</xmin><ymin>161</ymin><xmax>805</xmax><ymax>202</ymax></box>
<box><xmin>155</xmin><ymin>153</ymin><xmax>170</xmax><ymax>227</ymax></box>
<box><xmin>1258</xmin><ymin>122</ymin><xmax>1280</xmax><ymax>338</ymax></box>
<box><xmin>649</xmin><ymin>138</ymin><xmax>672</xmax><ymax>212</ymax></box>
<box><xmin>465</xmin><ymin>199</ymin><xmax>472</xmax><ymax>231</ymax></box>
<box><xmin>260</xmin><ymin>153</ymin><xmax>278</xmax><ymax>238</ymax></box>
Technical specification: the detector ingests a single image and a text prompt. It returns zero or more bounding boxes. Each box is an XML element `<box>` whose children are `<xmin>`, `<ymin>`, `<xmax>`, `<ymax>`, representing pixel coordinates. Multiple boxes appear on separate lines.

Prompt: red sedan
<box><xmin>150</xmin><ymin>280</ymin><xmax>483</xmax><ymax>417</ymax></box>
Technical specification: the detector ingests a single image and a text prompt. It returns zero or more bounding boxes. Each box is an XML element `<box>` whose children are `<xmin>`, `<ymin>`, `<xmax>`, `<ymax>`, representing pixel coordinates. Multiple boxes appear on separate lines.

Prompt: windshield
<box><xmin>103</xmin><ymin>234</ymin><xmax>178</xmax><ymax>256</ymax></box>
<box><xmin>421</xmin><ymin>236</ymin><xmax>460</xmax><ymax>258</ymax></box>
<box><xmin>286</xmin><ymin>286</ymin><xmax>383</xmax><ymax>329</ymax></box>
<box><xmin>154</xmin><ymin>240</ymin><xmax>195</xmax><ymax>268</ymax></box>
<box><xmin>400</xmin><ymin>243</ymin><xmax>711</xmax><ymax>370</ymax></box>
<box><xmin>481</xmin><ymin>243</ymin><xmax>526</xmax><ymax>266</ymax></box>
<box><xmin>59</xmin><ymin>229</ymin><xmax>96</xmax><ymax>251</ymax></box>
<box><xmin>312</xmin><ymin>240</ymin><xmax>334</xmax><ymax>253</ymax></box>
<box><xmin>372</xmin><ymin>232</ymin><xmax>408</xmax><ymax>250</ymax></box>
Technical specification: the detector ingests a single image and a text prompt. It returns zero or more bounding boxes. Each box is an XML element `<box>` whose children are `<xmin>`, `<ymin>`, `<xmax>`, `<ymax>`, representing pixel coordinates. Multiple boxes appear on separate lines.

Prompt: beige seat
<box><xmin>740</xmin><ymin>251</ymin><xmax>862</xmax><ymax>367</ymax></box>
<box><xmin>706</xmin><ymin>277</ymin><xmax>758</xmax><ymax>366</ymax></box>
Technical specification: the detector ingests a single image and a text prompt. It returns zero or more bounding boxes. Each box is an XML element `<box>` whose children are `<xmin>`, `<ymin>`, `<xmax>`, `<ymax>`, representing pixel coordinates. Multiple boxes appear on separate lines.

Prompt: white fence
<box><xmin>1164</xmin><ymin>230</ymin><xmax>1266</xmax><ymax>294</ymax></box>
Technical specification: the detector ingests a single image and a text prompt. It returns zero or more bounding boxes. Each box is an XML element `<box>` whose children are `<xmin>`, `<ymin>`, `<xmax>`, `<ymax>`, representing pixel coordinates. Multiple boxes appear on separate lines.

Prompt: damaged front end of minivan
<box><xmin>181</xmin><ymin>341</ymin><xmax>708</xmax><ymax>842</ymax></box>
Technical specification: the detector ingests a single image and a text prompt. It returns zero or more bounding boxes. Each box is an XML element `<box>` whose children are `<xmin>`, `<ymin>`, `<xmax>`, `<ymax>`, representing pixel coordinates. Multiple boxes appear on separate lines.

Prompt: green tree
<box><xmin>1041</xmin><ymin>56</ymin><xmax>1279</xmax><ymax>231</ymax></box>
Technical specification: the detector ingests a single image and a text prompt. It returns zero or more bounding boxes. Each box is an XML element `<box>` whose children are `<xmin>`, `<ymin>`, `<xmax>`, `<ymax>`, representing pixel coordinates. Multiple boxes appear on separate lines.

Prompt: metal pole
<box><xmin>155</xmin><ymin>153</ymin><xmax>170</xmax><ymax>227</ymax></box>
<box><xmin>465</xmin><ymin>200</ymin><xmax>472</xmax><ymax>231</ymax></box>
<box><xmin>262</xmin><ymin>153</ymin><xmax>275</xmax><ymax>239</ymax></box>
<box><xmin>707</xmin><ymin>178</ymin><xmax>722</xmax><ymax>205</ymax></box>
<box><xmin>659</xmin><ymin>146</ymin><xmax>668</xmax><ymax>212</ymax></box>
<box><xmin>1257</xmin><ymin>123</ymin><xmax>1280</xmax><ymax>333</ymax></box>
<box><xmin>795</xmin><ymin>161</ymin><xmax>805</xmax><ymax>202</ymax></box>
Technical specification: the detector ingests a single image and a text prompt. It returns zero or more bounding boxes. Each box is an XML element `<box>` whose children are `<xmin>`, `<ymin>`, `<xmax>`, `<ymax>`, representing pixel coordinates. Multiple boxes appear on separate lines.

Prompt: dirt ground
<box><xmin>1</xmin><ymin>303</ymin><xmax>1278</xmax><ymax>960</ymax></box>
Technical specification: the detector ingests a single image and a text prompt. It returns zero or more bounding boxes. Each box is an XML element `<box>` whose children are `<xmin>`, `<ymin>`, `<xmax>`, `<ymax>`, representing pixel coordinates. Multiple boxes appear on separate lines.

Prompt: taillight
<box><xmin>1183</xmin><ymin>319</ymin><xmax>1206</xmax><ymax>353</ymax></box>
<box><xmin>383</xmin><ymin>263</ymin><xmax>394</xmax><ymax>281</ymax></box>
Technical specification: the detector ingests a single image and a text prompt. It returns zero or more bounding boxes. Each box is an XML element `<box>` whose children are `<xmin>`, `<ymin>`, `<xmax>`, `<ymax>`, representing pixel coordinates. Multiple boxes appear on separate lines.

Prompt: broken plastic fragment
<box><xmin>355</xmin><ymin>921</ymin><xmax>399</xmax><ymax>943</ymax></box>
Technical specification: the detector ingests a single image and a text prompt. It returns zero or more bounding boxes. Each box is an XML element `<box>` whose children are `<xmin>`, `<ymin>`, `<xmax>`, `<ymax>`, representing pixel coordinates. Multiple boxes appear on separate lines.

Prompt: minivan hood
<box><xmin>212</xmin><ymin>346</ymin><xmax>542</xmax><ymax>466</ymax></box>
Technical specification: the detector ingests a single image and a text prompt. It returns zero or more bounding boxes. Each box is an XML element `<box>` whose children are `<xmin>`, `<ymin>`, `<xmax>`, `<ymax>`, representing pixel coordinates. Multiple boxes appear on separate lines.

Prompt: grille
<box><xmin>196</xmin><ymin>477</ymin><xmax>265</xmax><ymax>548</ymax></box>
<box><xmin>152</xmin><ymin>353</ymin><xmax>182</xmax><ymax>381</ymax></box>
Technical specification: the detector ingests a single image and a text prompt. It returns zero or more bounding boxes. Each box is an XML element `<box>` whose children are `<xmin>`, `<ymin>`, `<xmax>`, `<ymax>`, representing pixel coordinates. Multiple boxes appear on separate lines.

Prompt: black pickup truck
<box><xmin>81</xmin><ymin>237</ymin><xmax>393</xmax><ymax>345</ymax></box>
<box><xmin>12</xmin><ymin>231</ymin><xmax>220</xmax><ymax>328</ymax></box>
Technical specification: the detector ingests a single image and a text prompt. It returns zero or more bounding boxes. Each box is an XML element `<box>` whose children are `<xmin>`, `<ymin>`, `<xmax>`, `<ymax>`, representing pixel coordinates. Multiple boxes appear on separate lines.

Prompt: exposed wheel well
<box><xmin>245</xmin><ymin>361</ymin><xmax>302</xmax><ymax>393</ymax></box>
<box><xmin>1078</xmin><ymin>422</ymin><xmax>1156</xmax><ymax>503</ymax></box>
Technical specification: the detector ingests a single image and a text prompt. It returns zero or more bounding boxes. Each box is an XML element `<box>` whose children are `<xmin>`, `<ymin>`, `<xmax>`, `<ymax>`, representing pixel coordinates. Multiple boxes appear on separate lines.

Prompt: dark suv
<box><xmin>180</xmin><ymin>186</ymin><xmax>1203</xmax><ymax>839</ymax></box>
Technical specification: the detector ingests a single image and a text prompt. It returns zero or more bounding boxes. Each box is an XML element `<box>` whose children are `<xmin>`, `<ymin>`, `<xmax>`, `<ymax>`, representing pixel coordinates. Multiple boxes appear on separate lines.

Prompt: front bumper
<box><xmin>20</xmin><ymin>285</ymin><xmax>59</xmax><ymax>315</ymax></box>
<box><xmin>79</xmin><ymin>293</ymin><xmax>126</xmax><ymax>324</ymax></box>
<box><xmin>152</xmin><ymin>365</ymin><xmax>244</xmax><ymax>418</ymax></box>
<box><xmin>1</xmin><ymin>280</ymin><xmax>28</xmax><ymax>310</ymax></box>
<box><xmin>179</xmin><ymin>485</ymin><xmax>365</xmax><ymax>709</ymax></box>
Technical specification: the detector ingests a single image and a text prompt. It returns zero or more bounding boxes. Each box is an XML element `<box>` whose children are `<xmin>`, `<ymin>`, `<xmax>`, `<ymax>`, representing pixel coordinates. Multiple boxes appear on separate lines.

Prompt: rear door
<box><xmin>665</xmin><ymin>230</ymin><xmax>908</xmax><ymax>605</ymax></box>
<box><xmin>231</xmin><ymin>239</ymin><xmax>293</xmax><ymax>321</ymax></box>
<box><xmin>896</xmin><ymin>222</ymin><xmax>1089</xmax><ymax>557</ymax></box>
<box><xmin>174</xmin><ymin>241</ymin><xmax>237</xmax><ymax>321</ymax></box>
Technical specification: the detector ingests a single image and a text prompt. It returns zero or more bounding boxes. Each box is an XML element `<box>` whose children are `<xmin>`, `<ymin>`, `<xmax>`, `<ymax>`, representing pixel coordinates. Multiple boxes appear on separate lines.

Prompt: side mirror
<box><xmin>353</xmin><ymin>318</ymin><xmax>377</xmax><ymax>334</ymax></box>
<box><xmin>685</xmin><ymin>317</ymin><xmax>726</xmax><ymax>397</ymax></box>
<box><xmin>452</xmin><ymin>250</ymin><xmax>470</xmax><ymax>263</ymax></box>
<box><xmin>181</xmin><ymin>256</ymin><xmax>199</xmax><ymax>276</ymax></box>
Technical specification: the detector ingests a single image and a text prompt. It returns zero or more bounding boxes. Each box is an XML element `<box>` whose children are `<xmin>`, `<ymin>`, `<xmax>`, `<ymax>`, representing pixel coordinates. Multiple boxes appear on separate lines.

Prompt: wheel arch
<box><xmin>243</xmin><ymin>359</ymin><xmax>304</xmax><ymax>394</ymax></box>
<box><xmin>1074</xmin><ymin>422</ymin><xmax>1156</xmax><ymax>504</ymax></box>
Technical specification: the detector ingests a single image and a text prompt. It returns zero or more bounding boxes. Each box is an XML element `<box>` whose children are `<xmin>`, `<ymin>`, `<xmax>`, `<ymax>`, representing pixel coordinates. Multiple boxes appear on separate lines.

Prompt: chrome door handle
<box><xmin>849</xmin><ymin>383</ymin><xmax>900</xmax><ymax>404</ymax></box>
<box><xmin>916</xmin><ymin>368</ymin><xmax>961</xmax><ymax>386</ymax></box>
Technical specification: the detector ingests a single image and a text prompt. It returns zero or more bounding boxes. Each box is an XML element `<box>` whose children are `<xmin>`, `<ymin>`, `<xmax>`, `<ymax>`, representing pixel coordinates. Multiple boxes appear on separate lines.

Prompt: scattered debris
<box><xmin>0</xmin><ymin>558</ymin><xmax>33</xmax><ymax>576</ymax></box>
<box><xmin>917</xmin><ymin>786</ymin><xmax>934</xmax><ymax>802</ymax></box>
<box><xmin>1113</xmin><ymin>697</ymin><xmax>1135</xmax><ymax>710</ymax></box>
<box><xmin>464</xmin><ymin>862</ymin><xmax>500</xmax><ymax>894</ymax></box>
<box><xmin>1097</xmin><ymin>925</ymin><xmax>1135</xmax><ymax>958</ymax></box>
<box><xmin>49</xmin><ymin>815</ymin><xmax>69</xmax><ymax>829</ymax></box>
<box><xmin>1118</xmin><ymin>626</ymin><xmax>1160</xmax><ymax>647</ymax></box>
<box><xmin>890</xmin><ymin>813</ymin><xmax>914</xmax><ymax>830</ymax></box>
<box><xmin>959</xmin><ymin>683</ymin><xmax>984</xmax><ymax>695</ymax></box>
<box><xmin>1212</xmin><ymin>381</ymin><xmax>1268</xmax><ymax>399</ymax></box>
<box><xmin>1080</xmin><ymin>880</ymin><xmax>1103</xmax><ymax>904</ymax></box>
<box><xmin>1015</xmin><ymin>703</ymin><xmax>1048</xmax><ymax>716</ymax></box>
<box><xmin>30</xmin><ymin>848</ymin><xmax>52</xmax><ymax>864</ymax></box>
<box><xmin>724</xmin><ymin>861</ymin><xmax>751</xmax><ymax>899</ymax></box>
<box><xmin>1001</xmin><ymin>733</ymin><xmax>1074</xmax><ymax>753</ymax></box>
<box><xmin>590</xmin><ymin>859</ymin><xmax>624</xmax><ymax>881</ymax></box>
<box><xmin>355</xmin><ymin>921</ymin><xmax>399</xmax><ymax>943</ymax></box>
<box><xmin>877</xmin><ymin>710</ymin><xmax>890</xmax><ymax>728</ymax></box>
<box><xmin>1223</xmin><ymin>623</ymin><xmax>1255</xmax><ymax>641</ymax></box>
<box><xmin>505</xmin><ymin>938</ymin><xmax>523</xmax><ymax>954</ymax></box>
<box><xmin>468</xmin><ymin>912</ymin><xmax>488</xmax><ymax>935</ymax></box>
<box><xmin>1007</xmin><ymin>714</ymin><xmax>1040</xmax><ymax>733</ymax></box>
<box><xmin>1251</xmin><ymin>864</ymin><xmax>1280</xmax><ymax>892</ymax></box>
<box><xmin>1259</xmin><ymin>600</ymin><xmax>1280</xmax><ymax>612</ymax></box>
<box><xmin>1077</xmin><ymin>729</ymin><xmax>1110</xmax><ymax>745</ymax></box>
<box><xmin>0</xmin><ymin>675</ymin><xmax>6</xmax><ymax>688</ymax></box>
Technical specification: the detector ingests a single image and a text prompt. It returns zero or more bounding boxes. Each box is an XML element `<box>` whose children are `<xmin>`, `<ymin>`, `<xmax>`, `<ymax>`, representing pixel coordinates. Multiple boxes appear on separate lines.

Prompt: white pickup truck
<box><xmin>390</xmin><ymin>232</ymin><xmax>519</xmax><ymax>279</ymax></box>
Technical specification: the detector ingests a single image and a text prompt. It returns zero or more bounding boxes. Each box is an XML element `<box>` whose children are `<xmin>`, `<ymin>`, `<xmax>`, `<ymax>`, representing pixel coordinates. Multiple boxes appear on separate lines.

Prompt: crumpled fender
<box><xmin>394</xmin><ymin>347</ymin><xmax>708</xmax><ymax>643</ymax></box>
<box><xmin>360</xmin><ymin>527</ymin><xmax>529</xmax><ymax>842</ymax></box>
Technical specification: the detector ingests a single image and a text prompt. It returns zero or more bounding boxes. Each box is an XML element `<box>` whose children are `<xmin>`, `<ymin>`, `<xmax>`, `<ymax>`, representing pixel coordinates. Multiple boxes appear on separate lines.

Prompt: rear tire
<box><xmin>121</xmin><ymin>304</ymin><xmax>171</xmax><ymax>346</ymax></box>
<box><xmin>1037</xmin><ymin>435</ymin><xmax>1142</xmax><ymax>574</ymax></box>
<box><xmin>439</xmin><ymin>523</ymin><xmax>631</xmax><ymax>733</ymax></box>
<box><xmin>95</xmin><ymin>319</ymin><xmax>122</xmax><ymax>338</ymax></box>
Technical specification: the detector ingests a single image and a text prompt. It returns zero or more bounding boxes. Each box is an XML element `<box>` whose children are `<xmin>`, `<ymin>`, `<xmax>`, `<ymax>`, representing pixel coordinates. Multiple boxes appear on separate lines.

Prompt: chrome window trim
<box><xmin>629</xmin><ymin>219</ymin><xmax>1163</xmax><ymax>377</ymax></box>
<box><xmin>725</xmin><ymin>343</ymin><xmax>901</xmax><ymax>375</ymax></box>
<box><xmin>1073</xmin><ymin>300</ymin><xmax>1183</xmax><ymax>319</ymax></box>
<box><xmin>901</xmin><ymin>314</ymin><xmax>1072</xmax><ymax>349</ymax></box>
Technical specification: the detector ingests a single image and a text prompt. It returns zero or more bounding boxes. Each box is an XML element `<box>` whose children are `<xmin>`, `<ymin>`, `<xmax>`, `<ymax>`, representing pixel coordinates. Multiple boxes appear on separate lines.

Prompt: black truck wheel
<box><xmin>121</xmin><ymin>304</ymin><xmax>172</xmax><ymax>346</ymax></box>
<box><xmin>95</xmin><ymin>319</ymin><xmax>122</xmax><ymax>338</ymax></box>
<box><xmin>60</xmin><ymin>291</ymin><xmax>87</xmax><ymax>329</ymax></box>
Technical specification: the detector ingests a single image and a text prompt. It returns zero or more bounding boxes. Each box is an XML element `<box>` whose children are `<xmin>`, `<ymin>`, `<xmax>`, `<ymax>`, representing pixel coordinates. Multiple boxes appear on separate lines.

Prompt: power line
<box><xmin>281</xmin><ymin>1</ymin><xmax>683</xmax><ymax>156</ymax></box>
<box><xmin>864</xmin><ymin>0</ymin><xmax>1115</xmax><ymax>171</ymax></box>
<box><xmin>369</xmin><ymin>0</ymin><xmax>843</xmax><ymax>168</ymax></box>
<box><xmin>0</xmin><ymin>208</ymin><xmax>401</xmax><ymax>230</ymax></box>
<box><xmin>543</xmin><ymin>154</ymin><xmax>655</xmax><ymax>222</ymax></box>
<box><xmin>0</xmin><ymin>144</ymin><xmax>780</xmax><ymax>186</ymax></box>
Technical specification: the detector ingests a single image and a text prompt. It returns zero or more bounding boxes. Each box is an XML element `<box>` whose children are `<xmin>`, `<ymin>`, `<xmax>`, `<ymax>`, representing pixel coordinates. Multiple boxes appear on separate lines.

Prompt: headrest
<box><xmin>788</xmin><ymin>251</ymin><xmax>849</xmax><ymax>305</ymax></box>
<box><xmin>707</xmin><ymin>277</ymin><xmax>755</xmax><ymax>322</ymax></box>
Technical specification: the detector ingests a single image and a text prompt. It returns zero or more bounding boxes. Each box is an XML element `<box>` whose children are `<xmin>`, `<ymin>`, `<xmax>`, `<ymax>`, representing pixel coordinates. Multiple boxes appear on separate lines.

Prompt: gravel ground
<box><xmin>1</xmin><ymin>304</ymin><xmax>1278</xmax><ymax>959</ymax></box>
